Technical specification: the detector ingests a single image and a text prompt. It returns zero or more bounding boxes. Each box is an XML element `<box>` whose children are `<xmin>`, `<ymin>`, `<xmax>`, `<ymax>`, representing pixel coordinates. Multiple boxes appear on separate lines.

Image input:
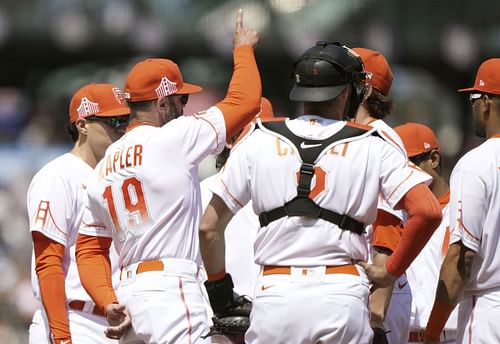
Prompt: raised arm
<box><xmin>216</xmin><ymin>9</ymin><xmax>262</xmax><ymax>138</ymax></box>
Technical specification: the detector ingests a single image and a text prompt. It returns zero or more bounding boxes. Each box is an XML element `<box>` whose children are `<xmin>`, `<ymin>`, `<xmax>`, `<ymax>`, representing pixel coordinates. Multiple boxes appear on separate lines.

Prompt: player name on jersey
<box><xmin>102</xmin><ymin>144</ymin><xmax>143</xmax><ymax>176</ymax></box>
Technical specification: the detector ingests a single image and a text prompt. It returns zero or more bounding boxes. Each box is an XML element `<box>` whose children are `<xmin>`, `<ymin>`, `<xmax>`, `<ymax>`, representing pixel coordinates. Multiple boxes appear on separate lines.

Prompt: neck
<box><xmin>354</xmin><ymin>105</ymin><xmax>376</xmax><ymax>125</ymax></box>
<box><xmin>129</xmin><ymin>111</ymin><xmax>161</xmax><ymax>128</ymax></box>
<box><xmin>302</xmin><ymin>102</ymin><xmax>343</xmax><ymax>120</ymax></box>
<box><xmin>70</xmin><ymin>142</ymin><xmax>98</xmax><ymax>168</ymax></box>
<box><xmin>430</xmin><ymin>174</ymin><xmax>450</xmax><ymax>200</ymax></box>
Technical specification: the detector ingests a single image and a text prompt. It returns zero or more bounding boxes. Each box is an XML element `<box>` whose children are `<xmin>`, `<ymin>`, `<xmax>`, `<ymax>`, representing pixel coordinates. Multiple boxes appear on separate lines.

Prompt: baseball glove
<box><xmin>371</xmin><ymin>327</ymin><xmax>389</xmax><ymax>344</ymax></box>
<box><xmin>202</xmin><ymin>295</ymin><xmax>252</xmax><ymax>341</ymax></box>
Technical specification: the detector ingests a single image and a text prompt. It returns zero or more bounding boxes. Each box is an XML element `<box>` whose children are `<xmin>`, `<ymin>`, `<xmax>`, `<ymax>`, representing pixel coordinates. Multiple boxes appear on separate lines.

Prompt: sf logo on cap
<box><xmin>77</xmin><ymin>97</ymin><xmax>99</xmax><ymax>117</ymax></box>
<box><xmin>155</xmin><ymin>76</ymin><xmax>178</xmax><ymax>98</ymax></box>
<box><xmin>112</xmin><ymin>88</ymin><xmax>126</xmax><ymax>104</ymax></box>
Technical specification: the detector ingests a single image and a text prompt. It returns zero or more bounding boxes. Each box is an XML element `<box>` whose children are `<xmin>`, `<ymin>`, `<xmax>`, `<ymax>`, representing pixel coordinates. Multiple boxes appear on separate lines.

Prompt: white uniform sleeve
<box><xmin>27</xmin><ymin>174</ymin><xmax>71</xmax><ymax>246</ymax></box>
<box><xmin>379</xmin><ymin>142</ymin><xmax>433</xmax><ymax>208</ymax></box>
<box><xmin>210</xmin><ymin>139</ymin><xmax>251</xmax><ymax>214</ymax></box>
<box><xmin>449</xmin><ymin>166</ymin><xmax>485</xmax><ymax>252</ymax></box>
<box><xmin>163</xmin><ymin>106</ymin><xmax>226</xmax><ymax>165</ymax></box>
<box><xmin>78</xmin><ymin>179</ymin><xmax>113</xmax><ymax>238</ymax></box>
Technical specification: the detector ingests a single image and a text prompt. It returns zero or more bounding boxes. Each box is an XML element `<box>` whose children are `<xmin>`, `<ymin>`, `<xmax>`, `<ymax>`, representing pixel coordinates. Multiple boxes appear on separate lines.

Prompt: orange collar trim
<box><xmin>126</xmin><ymin>122</ymin><xmax>153</xmax><ymax>133</ymax></box>
<box><xmin>492</xmin><ymin>134</ymin><xmax>500</xmax><ymax>138</ymax></box>
<box><xmin>438</xmin><ymin>191</ymin><xmax>450</xmax><ymax>208</ymax></box>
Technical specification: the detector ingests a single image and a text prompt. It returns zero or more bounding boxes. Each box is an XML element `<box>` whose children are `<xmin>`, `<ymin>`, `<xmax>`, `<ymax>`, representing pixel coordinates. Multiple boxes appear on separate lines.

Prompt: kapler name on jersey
<box><xmin>103</xmin><ymin>144</ymin><xmax>143</xmax><ymax>176</ymax></box>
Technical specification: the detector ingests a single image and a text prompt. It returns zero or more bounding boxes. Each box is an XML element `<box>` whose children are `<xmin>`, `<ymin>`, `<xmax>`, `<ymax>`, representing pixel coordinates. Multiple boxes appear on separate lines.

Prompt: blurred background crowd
<box><xmin>0</xmin><ymin>0</ymin><xmax>499</xmax><ymax>341</ymax></box>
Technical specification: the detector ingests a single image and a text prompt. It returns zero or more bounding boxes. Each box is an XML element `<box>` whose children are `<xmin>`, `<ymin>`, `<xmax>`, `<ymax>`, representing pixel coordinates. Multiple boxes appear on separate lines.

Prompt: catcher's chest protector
<box><xmin>257</xmin><ymin>120</ymin><xmax>375</xmax><ymax>234</ymax></box>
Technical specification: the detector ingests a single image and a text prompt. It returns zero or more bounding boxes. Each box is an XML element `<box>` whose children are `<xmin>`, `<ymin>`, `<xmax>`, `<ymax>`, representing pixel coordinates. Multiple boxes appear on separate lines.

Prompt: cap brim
<box><xmin>457</xmin><ymin>87</ymin><xmax>476</xmax><ymax>93</ymax></box>
<box><xmin>177</xmin><ymin>82</ymin><xmax>203</xmax><ymax>94</ymax></box>
<box><xmin>289</xmin><ymin>84</ymin><xmax>346</xmax><ymax>102</ymax></box>
<box><xmin>97</xmin><ymin>106</ymin><xmax>131</xmax><ymax>117</ymax></box>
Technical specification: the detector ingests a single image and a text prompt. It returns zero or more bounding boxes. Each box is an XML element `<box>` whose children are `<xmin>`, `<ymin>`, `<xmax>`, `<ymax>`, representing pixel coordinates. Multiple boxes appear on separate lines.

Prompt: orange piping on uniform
<box><xmin>219</xmin><ymin>180</ymin><xmax>244</xmax><ymax>208</ymax></box>
<box><xmin>386</xmin><ymin>170</ymin><xmax>414</xmax><ymax>203</ymax></box>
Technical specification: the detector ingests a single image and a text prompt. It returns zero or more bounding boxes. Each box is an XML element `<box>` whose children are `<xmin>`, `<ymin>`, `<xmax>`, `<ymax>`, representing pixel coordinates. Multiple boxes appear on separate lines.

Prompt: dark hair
<box><xmin>365</xmin><ymin>89</ymin><xmax>394</xmax><ymax>119</ymax></box>
<box><xmin>215</xmin><ymin>147</ymin><xmax>231</xmax><ymax>170</ymax></box>
<box><xmin>65</xmin><ymin>122</ymin><xmax>79</xmax><ymax>142</ymax></box>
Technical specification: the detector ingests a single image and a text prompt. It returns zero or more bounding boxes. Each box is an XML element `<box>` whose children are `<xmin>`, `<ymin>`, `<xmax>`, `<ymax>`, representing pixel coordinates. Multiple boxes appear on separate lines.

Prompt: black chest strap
<box><xmin>258</xmin><ymin>121</ymin><xmax>370</xmax><ymax>235</ymax></box>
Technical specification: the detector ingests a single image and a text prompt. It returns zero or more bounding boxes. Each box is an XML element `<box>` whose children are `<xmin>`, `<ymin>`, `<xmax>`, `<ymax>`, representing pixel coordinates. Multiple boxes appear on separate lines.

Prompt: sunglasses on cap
<box><xmin>86</xmin><ymin>115</ymin><xmax>130</xmax><ymax>129</ymax></box>
<box><xmin>469</xmin><ymin>93</ymin><xmax>484</xmax><ymax>105</ymax></box>
<box><xmin>409</xmin><ymin>151</ymin><xmax>432</xmax><ymax>166</ymax></box>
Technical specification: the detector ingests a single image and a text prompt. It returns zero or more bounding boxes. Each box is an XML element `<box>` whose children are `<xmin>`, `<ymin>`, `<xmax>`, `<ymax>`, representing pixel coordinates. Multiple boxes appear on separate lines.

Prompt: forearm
<box><xmin>32</xmin><ymin>232</ymin><xmax>71</xmax><ymax>341</ymax></box>
<box><xmin>216</xmin><ymin>45</ymin><xmax>262</xmax><ymax>138</ymax></box>
<box><xmin>386</xmin><ymin>184</ymin><xmax>442</xmax><ymax>276</ymax></box>
<box><xmin>426</xmin><ymin>243</ymin><xmax>472</xmax><ymax>340</ymax></box>
<box><xmin>199</xmin><ymin>194</ymin><xmax>234</xmax><ymax>276</ymax></box>
<box><xmin>37</xmin><ymin>263</ymin><xmax>72</xmax><ymax>341</ymax></box>
<box><xmin>369</xmin><ymin>250</ymin><xmax>394</xmax><ymax>327</ymax></box>
<box><xmin>76</xmin><ymin>234</ymin><xmax>117</xmax><ymax>314</ymax></box>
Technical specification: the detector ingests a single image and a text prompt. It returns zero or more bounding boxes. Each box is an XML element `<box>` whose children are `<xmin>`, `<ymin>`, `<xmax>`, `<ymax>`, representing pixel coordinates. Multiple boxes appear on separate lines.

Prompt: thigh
<box><xmin>68</xmin><ymin>311</ymin><xmax>118</xmax><ymax>344</ymax></box>
<box><xmin>459</xmin><ymin>294</ymin><xmax>500</xmax><ymax>344</ymax></box>
<box><xmin>121</xmin><ymin>272</ymin><xmax>211</xmax><ymax>344</ymax></box>
<box><xmin>385</xmin><ymin>292</ymin><xmax>412</xmax><ymax>344</ymax></box>
<box><xmin>246</xmin><ymin>275</ymin><xmax>371</xmax><ymax>344</ymax></box>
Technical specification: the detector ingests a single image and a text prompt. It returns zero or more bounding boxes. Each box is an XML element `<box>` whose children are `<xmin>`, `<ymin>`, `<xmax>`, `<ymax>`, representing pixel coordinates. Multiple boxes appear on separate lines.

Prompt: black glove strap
<box><xmin>204</xmin><ymin>273</ymin><xmax>235</xmax><ymax>316</ymax></box>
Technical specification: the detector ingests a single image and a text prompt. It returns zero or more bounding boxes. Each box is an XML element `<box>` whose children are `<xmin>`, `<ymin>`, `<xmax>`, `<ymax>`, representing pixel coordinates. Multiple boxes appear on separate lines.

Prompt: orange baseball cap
<box><xmin>124</xmin><ymin>58</ymin><xmax>202</xmax><ymax>102</ymax></box>
<box><xmin>353</xmin><ymin>47</ymin><xmax>393</xmax><ymax>96</ymax></box>
<box><xmin>69</xmin><ymin>83</ymin><xmax>130</xmax><ymax>123</ymax></box>
<box><xmin>394</xmin><ymin>122</ymin><xmax>439</xmax><ymax>158</ymax></box>
<box><xmin>458</xmin><ymin>58</ymin><xmax>500</xmax><ymax>95</ymax></box>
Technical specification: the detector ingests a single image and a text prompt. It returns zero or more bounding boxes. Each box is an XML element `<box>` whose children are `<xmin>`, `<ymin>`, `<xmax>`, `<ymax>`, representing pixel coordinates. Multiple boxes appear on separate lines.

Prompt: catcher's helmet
<box><xmin>289</xmin><ymin>41</ymin><xmax>367</xmax><ymax>103</ymax></box>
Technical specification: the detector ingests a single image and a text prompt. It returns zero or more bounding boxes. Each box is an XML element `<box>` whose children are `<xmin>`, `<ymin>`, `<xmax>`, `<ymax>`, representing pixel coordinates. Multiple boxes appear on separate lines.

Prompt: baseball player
<box><xmin>394</xmin><ymin>122</ymin><xmax>458</xmax><ymax>343</ymax></box>
<box><xmin>199</xmin><ymin>41</ymin><xmax>442</xmax><ymax>344</ymax></box>
<box><xmin>75</xmin><ymin>10</ymin><xmax>261</xmax><ymax>343</ymax></box>
<box><xmin>425</xmin><ymin>58</ymin><xmax>500</xmax><ymax>343</ymax></box>
<box><xmin>27</xmin><ymin>83</ymin><xmax>130</xmax><ymax>344</ymax></box>
<box><xmin>352</xmin><ymin>47</ymin><xmax>414</xmax><ymax>344</ymax></box>
<box><xmin>200</xmin><ymin>97</ymin><xmax>274</xmax><ymax>344</ymax></box>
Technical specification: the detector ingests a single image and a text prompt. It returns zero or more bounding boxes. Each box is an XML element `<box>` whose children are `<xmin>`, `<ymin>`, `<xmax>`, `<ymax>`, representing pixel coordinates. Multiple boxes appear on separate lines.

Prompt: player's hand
<box><xmin>357</xmin><ymin>260</ymin><xmax>397</xmax><ymax>287</ymax></box>
<box><xmin>233</xmin><ymin>9</ymin><xmax>259</xmax><ymax>49</ymax></box>
<box><xmin>104</xmin><ymin>303</ymin><xmax>132</xmax><ymax>340</ymax></box>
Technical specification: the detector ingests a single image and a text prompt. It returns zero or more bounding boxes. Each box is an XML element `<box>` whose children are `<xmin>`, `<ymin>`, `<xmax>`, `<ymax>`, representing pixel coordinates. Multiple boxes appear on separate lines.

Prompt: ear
<box><xmin>429</xmin><ymin>150</ymin><xmax>440</xmax><ymax>169</ymax></box>
<box><xmin>74</xmin><ymin>118</ymin><xmax>89</xmax><ymax>136</ymax></box>
<box><xmin>363</xmin><ymin>84</ymin><xmax>373</xmax><ymax>101</ymax></box>
<box><xmin>156</xmin><ymin>96</ymin><xmax>168</xmax><ymax>114</ymax></box>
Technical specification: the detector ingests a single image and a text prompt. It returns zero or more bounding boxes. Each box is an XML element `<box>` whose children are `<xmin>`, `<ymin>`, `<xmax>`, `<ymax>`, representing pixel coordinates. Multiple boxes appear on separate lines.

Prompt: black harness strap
<box><xmin>258</xmin><ymin>121</ymin><xmax>370</xmax><ymax>235</ymax></box>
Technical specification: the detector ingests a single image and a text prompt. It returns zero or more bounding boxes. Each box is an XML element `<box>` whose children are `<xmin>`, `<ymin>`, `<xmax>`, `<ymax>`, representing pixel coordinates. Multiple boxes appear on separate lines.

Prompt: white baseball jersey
<box><xmin>406</xmin><ymin>193</ymin><xmax>458</xmax><ymax>331</ymax></box>
<box><xmin>211</xmin><ymin>115</ymin><xmax>431</xmax><ymax>267</ymax></box>
<box><xmin>449</xmin><ymin>135</ymin><xmax>500</xmax><ymax>291</ymax></box>
<box><xmin>79</xmin><ymin>107</ymin><xmax>226</xmax><ymax>268</ymax></box>
<box><xmin>27</xmin><ymin>153</ymin><xmax>117</xmax><ymax>302</ymax></box>
<box><xmin>201</xmin><ymin>173</ymin><xmax>261</xmax><ymax>296</ymax></box>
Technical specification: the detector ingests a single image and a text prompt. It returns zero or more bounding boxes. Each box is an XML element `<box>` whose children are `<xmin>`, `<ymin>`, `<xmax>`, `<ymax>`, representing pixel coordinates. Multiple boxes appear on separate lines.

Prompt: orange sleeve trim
<box><xmin>32</xmin><ymin>232</ymin><xmax>71</xmax><ymax>341</ymax></box>
<box><xmin>372</xmin><ymin>209</ymin><xmax>402</xmax><ymax>252</ymax></box>
<box><xmin>386</xmin><ymin>170</ymin><xmax>414</xmax><ymax>203</ymax></box>
<box><xmin>425</xmin><ymin>299</ymin><xmax>455</xmax><ymax>341</ymax></box>
<box><xmin>207</xmin><ymin>269</ymin><xmax>226</xmax><ymax>282</ymax></box>
<box><xmin>220</xmin><ymin>180</ymin><xmax>244</xmax><ymax>208</ymax></box>
<box><xmin>193</xmin><ymin>112</ymin><xmax>221</xmax><ymax>149</ymax></box>
<box><xmin>75</xmin><ymin>234</ymin><xmax>117</xmax><ymax>315</ymax></box>
<box><xmin>216</xmin><ymin>45</ymin><xmax>261</xmax><ymax>139</ymax></box>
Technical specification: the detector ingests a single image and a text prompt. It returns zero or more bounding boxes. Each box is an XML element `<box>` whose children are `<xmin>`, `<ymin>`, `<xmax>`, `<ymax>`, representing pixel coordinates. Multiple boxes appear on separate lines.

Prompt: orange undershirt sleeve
<box><xmin>372</xmin><ymin>209</ymin><xmax>403</xmax><ymax>252</ymax></box>
<box><xmin>385</xmin><ymin>183</ymin><xmax>442</xmax><ymax>277</ymax></box>
<box><xmin>32</xmin><ymin>231</ymin><xmax>72</xmax><ymax>342</ymax></box>
<box><xmin>425</xmin><ymin>300</ymin><xmax>456</xmax><ymax>341</ymax></box>
<box><xmin>75</xmin><ymin>234</ymin><xmax>117</xmax><ymax>315</ymax></box>
<box><xmin>216</xmin><ymin>45</ymin><xmax>262</xmax><ymax>139</ymax></box>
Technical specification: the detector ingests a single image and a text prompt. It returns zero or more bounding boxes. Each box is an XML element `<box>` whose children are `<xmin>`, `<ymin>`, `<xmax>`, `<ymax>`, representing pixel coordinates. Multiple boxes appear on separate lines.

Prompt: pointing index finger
<box><xmin>235</xmin><ymin>9</ymin><xmax>243</xmax><ymax>31</ymax></box>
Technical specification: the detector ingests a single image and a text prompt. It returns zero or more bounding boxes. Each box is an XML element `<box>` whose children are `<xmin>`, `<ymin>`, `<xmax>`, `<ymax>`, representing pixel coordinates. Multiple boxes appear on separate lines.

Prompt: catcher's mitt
<box><xmin>371</xmin><ymin>327</ymin><xmax>390</xmax><ymax>344</ymax></box>
<box><xmin>202</xmin><ymin>295</ymin><xmax>252</xmax><ymax>340</ymax></box>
